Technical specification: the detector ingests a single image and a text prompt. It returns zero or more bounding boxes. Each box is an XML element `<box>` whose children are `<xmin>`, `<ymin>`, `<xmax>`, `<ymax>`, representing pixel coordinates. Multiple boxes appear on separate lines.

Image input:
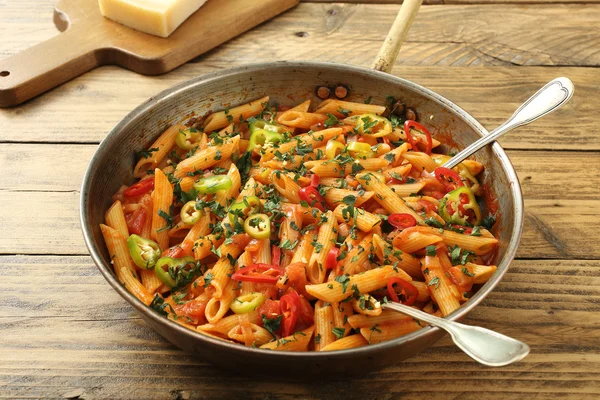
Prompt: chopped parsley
<box><xmin>262</xmin><ymin>314</ymin><xmax>283</xmax><ymax>340</ymax></box>
<box><xmin>332</xmin><ymin>327</ymin><xmax>345</xmax><ymax>339</ymax></box>
<box><xmin>335</xmin><ymin>275</ymin><xmax>351</xmax><ymax>294</ymax></box>
<box><xmin>425</xmin><ymin>245</ymin><xmax>437</xmax><ymax>256</ymax></box>
<box><xmin>137</xmin><ymin>147</ymin><xmax>159</xmax><ymax>160</ymax></box>
<box><xmin>203</xmin><ymin>272</ymin><xmax>214</xmax><ymax>288</ymax></box>
<box><xmin>428</xmin><ymin>276</ymin><xmax>440</xmax><ymax>290</ymax></box>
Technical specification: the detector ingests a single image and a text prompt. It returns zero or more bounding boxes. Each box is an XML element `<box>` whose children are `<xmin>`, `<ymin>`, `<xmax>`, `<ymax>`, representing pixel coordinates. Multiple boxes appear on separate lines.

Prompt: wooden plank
<box><xmin>2</xmin><ymin>144</ymin><xmax>599</xmax><ymax>199</ymax></box>
<box><xmin>0</xmin><ymin>66</ymin><xmax>597</xmax><ymax>150</ymax></box>
<box><xmin>0</xmin><ymin>146</ymin><xmax>598</xmax><ymax>257</ymax></box>
<box><xmin>0</xmin><ymin>189</ymin><xmax>598</xmax><ymax>259</ymax></box>
<box><xmin>4</xmin><ymin>3</ymin><xmax>600</xmax><ymax>68</ymax></box>
<box><xmin>1</xmin><ymin>255</ymin><xmax>598</xmax><ymax>399</ymax></box>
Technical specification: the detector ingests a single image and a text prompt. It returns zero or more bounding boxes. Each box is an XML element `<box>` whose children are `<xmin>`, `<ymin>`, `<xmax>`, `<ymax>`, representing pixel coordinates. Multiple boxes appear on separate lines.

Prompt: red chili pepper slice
<box><xmin>231</xmin><ymin>263</ymin><xmax>284</xmax><ymax>284</ymax></box>
<box><xmin>387</xmin><ymin>277</ymin><xmax>419</xmax><ymax>306</ymax></box>
<box><xmin>404</xmin><ymin>120</ymin><xmax>433</xmax><ymax>155</ymax></box>
<box><xmin>387</xmin><ymin>213</ymin><xmax>417</xmax><ymax>230</ymax></box>
<box><xmin>272</xmin><ymin>245</ymin><xmax>281</xmax><ymax>267</ymax></box>
<box><xmin>310</xmin><ymin>174</ymin><xmax>320</xmax><ymax>188</ymax></box>
<box><xmin>298</xmin><ymin>186</ymin><xmax>327</xmax><ymax>212</ymax></box>
<box><xmin>123</xmin><ymin>177</ymin><xmax>155</xmax><ymax>197</ymax></box>
<box><xmin>434</xmin><ymin>167</ymin><xmax>464</xmax><ymax>192</ymax></box>
<box><xmin>325</xmin><ymin>247</ymin><xmax>340</xmax><ymax>270</ymax></box>
<box><xmin>280</xmin><ymin>290</ymin><xmax>300</xmax><ymax>337</ymax></box>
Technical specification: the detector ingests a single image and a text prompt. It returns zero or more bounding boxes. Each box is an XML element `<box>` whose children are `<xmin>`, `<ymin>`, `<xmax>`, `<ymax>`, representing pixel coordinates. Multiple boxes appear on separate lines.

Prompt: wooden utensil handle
<box><xmin>371</xmin><ymin>0</ymin><xmax>423</xmax><ymax>73</ymax></box>
<box><xmin>0</xmin><ymin>25</ymin><xmax>101</xmax><ymax>107</ymax></box>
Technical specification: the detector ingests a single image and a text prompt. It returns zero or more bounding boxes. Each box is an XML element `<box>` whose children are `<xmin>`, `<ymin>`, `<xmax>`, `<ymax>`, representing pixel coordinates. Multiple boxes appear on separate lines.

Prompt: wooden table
<box><xmin>1</xmin><ymin>1</ymin><xmax>599</xmax><ymax>399</ymax></box>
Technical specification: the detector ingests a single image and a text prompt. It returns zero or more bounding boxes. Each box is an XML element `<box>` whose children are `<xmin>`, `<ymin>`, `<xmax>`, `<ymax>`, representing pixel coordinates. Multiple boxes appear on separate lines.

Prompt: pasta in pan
<box><xmin>101</xmin><ymin>96</ymin><xmax>498</xmax><ymax>351</ymax></box>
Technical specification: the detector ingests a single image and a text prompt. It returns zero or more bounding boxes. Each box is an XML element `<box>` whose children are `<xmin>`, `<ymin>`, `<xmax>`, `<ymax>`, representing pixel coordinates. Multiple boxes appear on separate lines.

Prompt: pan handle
<box><xmin>371</xmin><ymin>0</ymin><xmax>423</xmax><ymax>74</ymax></box>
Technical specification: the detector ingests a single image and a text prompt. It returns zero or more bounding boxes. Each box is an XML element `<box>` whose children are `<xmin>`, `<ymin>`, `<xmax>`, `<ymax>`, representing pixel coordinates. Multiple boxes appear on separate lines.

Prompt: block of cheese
<box><xmin>99</xmin><ymin>0</ymin><xmax>208</xmax><ymax>38</ymax></box>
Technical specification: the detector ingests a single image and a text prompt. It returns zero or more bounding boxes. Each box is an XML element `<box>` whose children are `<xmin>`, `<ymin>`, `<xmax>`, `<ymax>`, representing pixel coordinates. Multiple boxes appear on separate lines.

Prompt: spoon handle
<box><xmin>382</xmin><ymin>302</ymin><xmax>530</xmax><ymax>367</ymax></box>
<box><xmin>442</xmin><ymin>77</ymin><xmax>574</xmax><ymax>169</ymax></box>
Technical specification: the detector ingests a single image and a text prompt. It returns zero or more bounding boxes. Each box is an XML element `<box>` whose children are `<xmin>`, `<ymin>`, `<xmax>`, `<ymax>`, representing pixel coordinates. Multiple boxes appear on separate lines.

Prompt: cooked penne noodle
<box><xmin>260</xmin><ymin>326</ymin><xmax>314</xmax><ymax>351</ymax></box>
<box><xmin>105</xmin><ymin>200</ymin><xmax>129</xmax><ymax>239</ymax></box>
<box><xmin>333</xmin><ymin>205</ymin><xmax>382</xmax><ymax>233</ymax></box>
<box><xmin>315</xmin><ymin>99</ymin><xmax>386</xmax><ymax>117</ymax></box>
<box><xmin>324</xmin><ymin>189</ymin><xmax>374</xmax><ymax>207</ymax></box>
<box><xmin>120</xmin><ymin>267</ymin><xmax>154</xmax><ymax>306</ymax></box>
<box><xmin>321</xmin><ymin>334</ymin><xmax>368</xmax><ymax>351</ymax></box>
<box><xmin>133</xmin><ymin>124</ymin><xmax>183</xmax><ymax>178</ymax></box>
<box><xmin>356</xmin><ymin>172</ymin><xmax>424</xmax><ymax>223</ymax></box>
<box><xmin>422</xmin><ymin>256</ymin><xmax>461</xmax><ymax>316</ymax></box>
<box><xmin>204</xmin><ymin>96</ymin><xmax>269</xmax><ymax>132</ymax></box>
<box><xmin>174</xmin><ymin>135</ymin><xmax>240</xmax><ymax>178</ymax></box>
<box><xmin>306</xmin><ymin>159</ymin><xmax>389</xmax><ymax>178</ymax></box>
<box><xmin>306</xmin><ymin>265</ymin><xmax>412</xmax><ymax>303</ymax></box>
<box><xmin>360</xmin><ymin>319</ymin><xmax>422</xmax><ymax>344</ymax></box>
<box><xmin>277</xmin><ymin>111</ymin><xmax>327</xmax><ymax>129</ymax></box>
<box><xmin>151</xmin><ymin>168</ymin><xmax>173</xmax><ymax>251</ymax></box>
<box><xmin>314</xmin><ymin>301</ymin><xmax>336</xmax><ymax>351</ymax></box>
<box><xmin>100</xmin><ymin>223</ymin><xmax>139</xmax><ymax>283</ymax></box>
<box><xmin>307</xmin><ymin>211</ymin><xmax>338</xmax><ymax>284</ymax></box>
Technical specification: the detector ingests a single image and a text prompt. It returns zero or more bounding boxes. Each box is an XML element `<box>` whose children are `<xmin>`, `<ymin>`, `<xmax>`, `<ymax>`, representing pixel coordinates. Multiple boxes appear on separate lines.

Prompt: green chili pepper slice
<box><xmin>230</xmin><ymin>292</ymin><xmax>266</xmax><ymax>314</ymax></box>
<box><xmin>175</xmin><ymin>128</ymin><xmax>201</xmax><ymax>150</ymax></box>
<box><xmin>438</xmin><ymin>186</ymin><xmax>482</xmax><ymax>226</ymax></box>
<box><xmin>154</xmin><ymin>256</ymin><xmax>195</xmax><ymax>288</ymax></box>
<box><xmin>247</xmin><ymin>129</ymin><xmax>284</xmax><ymax>154</ymax></box>
<box><xmin>194</xmin><ymin>175</ymin><xmax>232</xmax><ymax>194</ymax></box>
<box><xmin>249</xmin><ymin>119</ymin><xmax>287</xmax><ymax>135</ymax></box>
<box><xmin>244</xmin><ymin>213</ymin><xmax>271</xmax><ymax>239</ymax></box>
<box><xmin>228</xmin><ymin>196</ymin><xmax>262</xmax><ymax>227</ymax></box>
<box><xmin>180</xmin><ymin>201</ymin><xmax>201</xmax><ymax>225</ymax></box>
<box><xmin>127</xmin><ymin>234</ymin><xmax>162</xmax><ymax>269</ymax></box>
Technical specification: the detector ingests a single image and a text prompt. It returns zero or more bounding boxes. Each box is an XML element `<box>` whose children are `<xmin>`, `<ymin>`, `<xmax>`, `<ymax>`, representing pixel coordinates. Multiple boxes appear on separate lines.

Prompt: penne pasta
<box><xmin>102</xmin><ymin>95</ymin><xmax>500</xmax><ymax>352</ymax></box>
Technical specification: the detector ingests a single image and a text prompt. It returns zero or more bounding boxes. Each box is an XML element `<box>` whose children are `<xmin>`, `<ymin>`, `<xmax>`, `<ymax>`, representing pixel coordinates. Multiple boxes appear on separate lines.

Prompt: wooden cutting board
<box><xmin>0</xmin><ymin>0</ymin><xmax>299</xmax><ymax>108</ymax></box>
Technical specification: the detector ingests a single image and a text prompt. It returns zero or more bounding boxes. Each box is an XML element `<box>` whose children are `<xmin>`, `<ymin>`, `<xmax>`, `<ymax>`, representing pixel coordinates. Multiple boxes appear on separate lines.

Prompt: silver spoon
<box><xmin>382</xmin><ymin>302</ymin><xmax>530</xmax><ymax>366</ymax></box>
<box><xmin>442</xmin><ymin>77</ymin><xmax>574</xmax><ymax>169</ymax></box>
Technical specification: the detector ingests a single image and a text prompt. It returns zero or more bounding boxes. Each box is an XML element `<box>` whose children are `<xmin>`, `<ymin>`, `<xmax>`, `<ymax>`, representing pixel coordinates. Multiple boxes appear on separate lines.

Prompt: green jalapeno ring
<box><xmin>175</xmin><ymin>128</ymin><xmax>201</xmax><ymax>150</ymax></box>
<box><xmin>246</xmin><ymin>129</ymin><xmax>284</xmax><ymax>154</ymax></box>
<box><xmin>194</xmin><ymin>175</ymin><xmax>233</xmax><ymax>194</ymax></box>
<box><xmin>180</xmin><ymin>201</ymin><xmax>202</xmax><ymax>225</ymax></box>
<box><xmin>230</xmin><ymin>292</ymin><xmax>266</xmax><ymax>314</ymax></box>
<box><xmin>154</xmin><ymin>256</ymin><xmax>195</xmax><ymax>288</ymax></box>
<box><xmin>249</xmin><ymin>119</ymin><xmax>287</xmax><ymax>135</ymax></box>
<box><xmin>127</xmin><ymin>234</ymin><xmax>162</xmax><ymax>269</ymax></box>
<box><xmin>438</xmin><ymin>186</ymin><xmax>482</xmax><ymax>226</ymax></box>
<box><xmin>228</xmin><ymin>196</ymin><xmax>262</xmax><ymax>227</ymax></box>
<box><xmin>244</xmin><ymin>213</ymin><xmax>271</xmax><ymax>240</ymax></box>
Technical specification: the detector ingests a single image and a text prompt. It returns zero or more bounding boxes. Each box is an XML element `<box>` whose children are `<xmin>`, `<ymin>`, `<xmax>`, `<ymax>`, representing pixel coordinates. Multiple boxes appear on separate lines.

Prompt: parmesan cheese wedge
<box><xmin>99</xmin><ymin>0</ymin><xmax>209</xmax><ymax>38</ymax></box>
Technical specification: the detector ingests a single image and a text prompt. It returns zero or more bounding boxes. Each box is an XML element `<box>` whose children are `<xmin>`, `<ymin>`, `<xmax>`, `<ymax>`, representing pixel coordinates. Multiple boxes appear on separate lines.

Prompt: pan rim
<box><xmin>80</xmin><ymin>61</ymin><xmax>524</xmax><ymax>360</ymax></box>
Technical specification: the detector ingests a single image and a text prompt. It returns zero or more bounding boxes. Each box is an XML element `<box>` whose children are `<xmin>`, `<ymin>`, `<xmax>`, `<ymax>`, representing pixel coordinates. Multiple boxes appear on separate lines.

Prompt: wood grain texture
<box><xmin>3</xmin><ymin>3</ymin><xmax>600</xmax><ymax>67</ymax></box>
<box><xmin>0</xmin><ymin>66</ymin><xmax>596</xmax><ymax>150</ymax></box>
<box><xmin>1</xmin><ymin>255</ymin><xmax>598</xmax><ymax>399</ymax></box>
<box><xmin>0</xmin><ymin>148</ymin><xmax>599</xmax><ymax>258</ymax></box>
<box><xmin>0</xmin><ymin>0</ymin><xmax>599</xmax><ymax>398</ymax></box>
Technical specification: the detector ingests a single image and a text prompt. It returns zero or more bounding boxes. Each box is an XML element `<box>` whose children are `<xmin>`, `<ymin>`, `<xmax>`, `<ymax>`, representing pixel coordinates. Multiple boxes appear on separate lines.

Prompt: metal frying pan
<box><xmin>80</xmin><ymin>0</ymin><xmax>525</xmax><ymax>375</ymax></box>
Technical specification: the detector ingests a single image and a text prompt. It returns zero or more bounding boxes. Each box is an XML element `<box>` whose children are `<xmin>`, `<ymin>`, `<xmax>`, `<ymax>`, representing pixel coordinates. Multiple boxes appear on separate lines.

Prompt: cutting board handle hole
<box><xmin>0</xmin><ymin>71</ymin><xmax>9</xmax><ymax>77</ymax></box>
